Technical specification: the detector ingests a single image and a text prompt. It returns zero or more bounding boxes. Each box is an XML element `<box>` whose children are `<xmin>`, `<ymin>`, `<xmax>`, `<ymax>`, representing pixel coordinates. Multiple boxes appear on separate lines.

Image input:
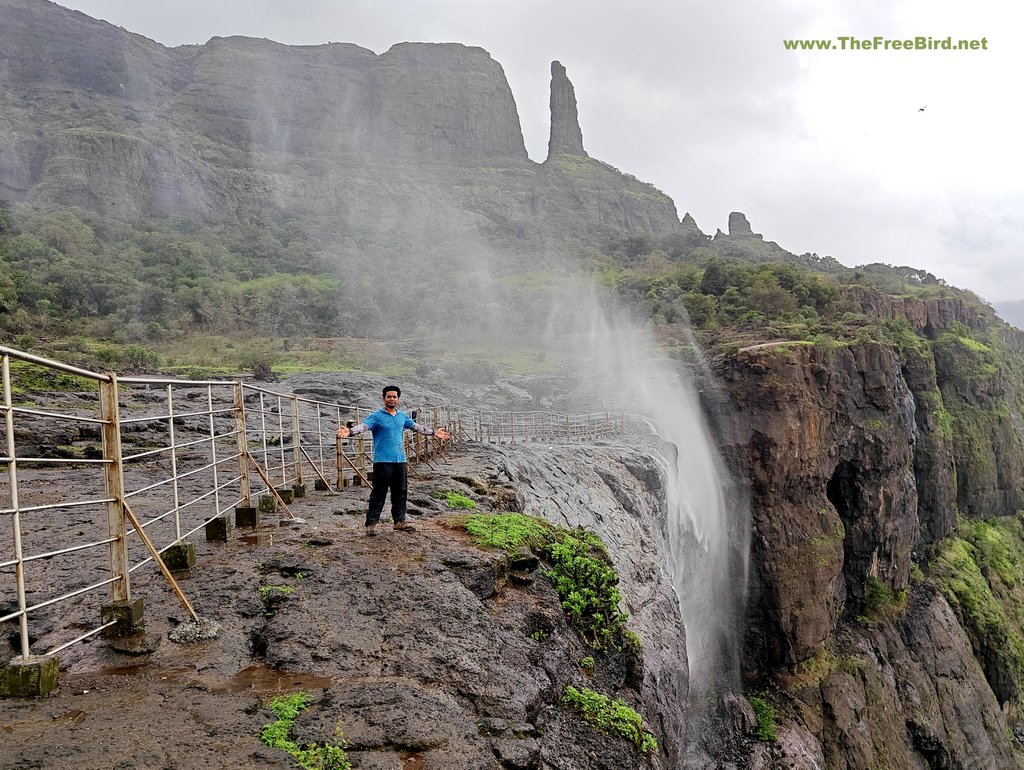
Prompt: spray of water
<box><xmin>230</xmin><ymin>37</ymin><xmax>750</xmax><ymax>743</ymax></box>
<box><xmin>554</xmin><ymin>279</ymin><xmax>751</xmax><ymax>712</ymax></box>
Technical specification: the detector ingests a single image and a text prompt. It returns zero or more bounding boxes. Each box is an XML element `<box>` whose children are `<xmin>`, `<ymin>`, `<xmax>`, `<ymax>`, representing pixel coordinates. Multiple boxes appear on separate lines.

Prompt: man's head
<box><xmin>382</xmin><ymin>385</ymin><xmax>401</xmax><ymax>410</ymax></box>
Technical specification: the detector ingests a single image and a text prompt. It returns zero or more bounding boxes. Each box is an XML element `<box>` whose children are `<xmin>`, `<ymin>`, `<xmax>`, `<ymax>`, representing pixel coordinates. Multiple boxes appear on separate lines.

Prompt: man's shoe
<box><xmin>365</xmin><ymin>525</ymin><xmax>377</xmax><ymax>537</ymax></box>
<box><xmin>394</xmin><ymin>521</ymin><xmax>416</xmax><ymax>532</ymax></box>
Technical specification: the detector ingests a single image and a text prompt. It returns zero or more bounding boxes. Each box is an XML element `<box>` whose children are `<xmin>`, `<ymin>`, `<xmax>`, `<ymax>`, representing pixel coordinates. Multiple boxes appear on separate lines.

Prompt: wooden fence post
<box><xmin>99</xmin><ymin>373</ymin><xmax>130</xmax><ymax>603</ymax></box>
<box><xmin>234</xmin><ymin>383</ymin><xmax>252</xmax><ymax>507</ymax></box>
<box><xmin>291</xmin><ymin>395</ymin><xmax>302</xmax><ymax>486</ymax></box>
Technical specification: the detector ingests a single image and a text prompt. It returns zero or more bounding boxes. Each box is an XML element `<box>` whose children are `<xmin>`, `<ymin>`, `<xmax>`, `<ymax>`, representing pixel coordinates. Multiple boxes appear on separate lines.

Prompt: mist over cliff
<box><xmin>7</xmin><ymin>3</ymin><xmax>1024</xmax><ymax>770</ymax></box>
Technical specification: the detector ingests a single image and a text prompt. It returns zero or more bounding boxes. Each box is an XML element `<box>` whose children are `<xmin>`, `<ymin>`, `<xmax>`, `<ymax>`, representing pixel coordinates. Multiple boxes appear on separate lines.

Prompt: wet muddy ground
<box><xmin>1</xmin><ymin>445</ymin><xmax>496</xmax><ymax>770</ymax></box>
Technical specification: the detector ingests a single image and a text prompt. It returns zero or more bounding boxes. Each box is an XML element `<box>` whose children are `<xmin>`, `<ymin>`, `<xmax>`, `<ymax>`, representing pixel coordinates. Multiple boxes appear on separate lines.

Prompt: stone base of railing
<box><xmin>163</xmin><ymin>541</ymin><xmax>196</xmax><ymax>570</ymax></box>
<box><xmin>0</xmin><ymin>654</ymin><xmax>59</xmax><ymax>697</ymax></box>
<box><xmin>235</xmin><ymin>506</ymin><xmax>259</xmax><ymax>527</ymax></box>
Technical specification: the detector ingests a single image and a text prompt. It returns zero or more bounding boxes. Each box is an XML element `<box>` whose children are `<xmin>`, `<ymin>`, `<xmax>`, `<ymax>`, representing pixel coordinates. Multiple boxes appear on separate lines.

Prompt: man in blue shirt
<box><xmin>337</xmin><ymin>385</ymin><xmax>450</xmax><ymax>537</ymax></box>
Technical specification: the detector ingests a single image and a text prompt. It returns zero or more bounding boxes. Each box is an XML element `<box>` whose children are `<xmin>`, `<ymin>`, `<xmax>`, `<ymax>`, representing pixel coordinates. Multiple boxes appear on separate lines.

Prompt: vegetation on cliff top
<box><xmin>5</xmin><ymin>198</ymin><xmax>1020</xmax><ymax>382</ymax></box>
<box><xmin>459</xmin><ymin>512</ymin><xmax>627</xmax><ymax>649</ymax></box>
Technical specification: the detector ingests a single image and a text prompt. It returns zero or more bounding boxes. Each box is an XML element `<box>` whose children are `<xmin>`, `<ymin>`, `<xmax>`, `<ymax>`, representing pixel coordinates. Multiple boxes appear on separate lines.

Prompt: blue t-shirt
<box><xmin>363</xmin><ymin>408</ymin><xmax>415</xmax><ymax>463</ymax></box>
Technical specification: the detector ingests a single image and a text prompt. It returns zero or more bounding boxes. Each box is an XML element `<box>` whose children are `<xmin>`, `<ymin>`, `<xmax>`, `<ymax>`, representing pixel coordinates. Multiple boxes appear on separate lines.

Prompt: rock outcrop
<box><xmin>714</xmin><ymin>334</ymin><xmax>1024</xmax><ymax>768</ymax></box>
<box><xmin>488</xmin><ymin>443</ymin><xmax>690</xmax><ymax>768</ymax></box>
<box><xmin>710</xmin><ymin>211</ymin><xmax>795</xmax><ymax>263</ymax></box>
<box><xmin>547</xmin><ymin>61</ymin><xmax>587</xmax><ymax>159</ymax></box>
<box><xmin>718</xmin><ymin>343</ymin><xmax>919</xmax><ymax>667</ymax></box>
<box><xmin>726</xmin><ymin>211</ymin><xmax>760</xmax><ymax>239</ymax></box>
<box><xmin>0</xmin><ymin>422</ymin><xmax>678</xmax><ymax>770</ymax></box>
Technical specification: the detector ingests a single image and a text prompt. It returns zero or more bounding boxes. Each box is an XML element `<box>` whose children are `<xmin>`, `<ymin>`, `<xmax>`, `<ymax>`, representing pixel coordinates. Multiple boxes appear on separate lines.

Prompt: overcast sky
<box><xmin>57</xmin><ymin>0</ymin><xmax>1023</xmax><ymax>302</ymax></box>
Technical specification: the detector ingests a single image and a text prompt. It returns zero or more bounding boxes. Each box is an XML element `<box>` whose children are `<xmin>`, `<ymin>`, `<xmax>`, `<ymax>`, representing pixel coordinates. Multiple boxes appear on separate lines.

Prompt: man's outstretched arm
<box><xmin>336</xmin><ymin>422</ymin><xmax>369</xmax><ymax>439</ymax></box>
<box><xmin>411</xmin><ymin>423</ymin><xmax>450</xmax><ymax>440</ymax></box>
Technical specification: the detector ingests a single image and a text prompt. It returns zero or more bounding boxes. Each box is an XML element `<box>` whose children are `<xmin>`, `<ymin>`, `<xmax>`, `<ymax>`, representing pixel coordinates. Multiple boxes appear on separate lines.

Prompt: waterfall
<box><xmin>555</xmin><ymin>280</ymin><xmax>751</xmax><ymax>738</ymax></box>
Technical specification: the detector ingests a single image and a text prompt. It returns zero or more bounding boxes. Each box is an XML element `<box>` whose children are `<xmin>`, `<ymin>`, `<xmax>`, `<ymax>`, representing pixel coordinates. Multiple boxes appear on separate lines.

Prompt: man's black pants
<box><xmin>366</xmin><ymin>462</ymin><xmax>408</xmax><ymax>526</ymax></box>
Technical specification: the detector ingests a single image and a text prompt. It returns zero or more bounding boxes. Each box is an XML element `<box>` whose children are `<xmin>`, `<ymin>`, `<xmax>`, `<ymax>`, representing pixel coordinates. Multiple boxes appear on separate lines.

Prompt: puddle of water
<box><xmin>214</xmin><ymin>664</ymin><xmax>333</xmax><ymax>694</ymax></box>
<box><xmin>2</xmin><ymin>708</ymin><xmax>88</xmax><ymax>734</ymax></box>
<box><xmin>240</xmin><ymin>532</ymin><xmax>272</xmax><ymax>546</ymax></box>
<box><xmin>99</xmin><ymin>664</ymin><xmax>194</xmax><ymax>680</ymax></box>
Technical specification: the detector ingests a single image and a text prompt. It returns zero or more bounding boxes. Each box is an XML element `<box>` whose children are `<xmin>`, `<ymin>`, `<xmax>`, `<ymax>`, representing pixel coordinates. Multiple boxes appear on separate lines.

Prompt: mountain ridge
<box><xmin>1</xmin><ymin>0</ymin><xmax>683</xmax><ymax>239</ymax></box>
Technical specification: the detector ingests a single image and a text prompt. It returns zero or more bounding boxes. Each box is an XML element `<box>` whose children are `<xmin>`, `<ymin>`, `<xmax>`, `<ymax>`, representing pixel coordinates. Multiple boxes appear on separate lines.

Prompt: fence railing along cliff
<box><xmin>0</xmin><ymin>344</ymin><xmax>627</xmax><ymax>692</ymax></box>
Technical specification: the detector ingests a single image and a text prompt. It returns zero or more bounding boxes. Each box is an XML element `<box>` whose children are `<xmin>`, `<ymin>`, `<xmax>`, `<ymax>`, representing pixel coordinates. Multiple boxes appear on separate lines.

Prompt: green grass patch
<box><xmin>260</xmin><ymin>692</ymin><xmax>351</xmax><ymax>770</ymax></box>
<box><xmin>5</xmin><ymin>359</ymin><xmax>99</xmax><ymax>394</ymax></box>
<box><xmin>462</xmin><ymin>512</ymin><xmax>550</xmax><ymax>553</ymax></box>
<box><xmin>456</xmin><ymin>513</ymin><xmax>625</xmax><ymax>647</ymax></box>
<box><xmin>788</xmin><ymin>646</ymin><xmax>839</xmax><ymax>690</ymax></box>
<box><xmin>858</xmin><ymin>576</ymin><xmax>907</xmax><ymax>624</ymax></box>
<box><xmin>561</xmin><ymin>685</ymin><xmax>658</xmax><ymax>754</ymax></box>
<box><xmin>748</xmin><ymin>695</ymin><xmax>778</xmax><ymax>742</ymax></box>
<box><xmin>960</xmin><ymin>517</ymin><xmax>1024</xmax><ymax>588</ymax></box>
<box><xmin>931</xmin><ymin>532</ymin><xmax>1024</xmax><ymax>698</ymax></box>
<box><xmin>438</xmin><ymin>491</ymin><xmax>477</xmax><ymax>510</ymax></box>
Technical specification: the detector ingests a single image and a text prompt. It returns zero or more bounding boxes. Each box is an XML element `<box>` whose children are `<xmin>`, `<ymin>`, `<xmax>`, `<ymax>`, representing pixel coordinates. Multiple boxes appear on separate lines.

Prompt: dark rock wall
<box><xmin>716</xmin><ymin>331</ymin><xmax>1024</xmax><ymax>768</ymax></box>
<box><xmin>717</xmin><ymin>343</ymin><xmax>917</xmax><ymax>668</ymax></box>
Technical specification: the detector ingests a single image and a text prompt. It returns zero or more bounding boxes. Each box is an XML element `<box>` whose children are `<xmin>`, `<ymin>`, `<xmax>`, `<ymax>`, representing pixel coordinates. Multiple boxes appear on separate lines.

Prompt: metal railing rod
<box><xmin>118</xmin><ymin>376</ymin><xmax>236</xmax><ymax>387</ymax></box>
<box><xmin>150</xmin><ymin>451</ymin><xmax>242</xmax><ymax>484</ymax></box>
<box><xmin>120</xmin><ymin>445</ymin><xmax>177</xmax><ymax>462</ymax></box>
<box><xmin>46</xmin><ymin>620</ymin><xmax>120</xmax><ymax>656</ymax></box>
<box><xmin>0</xmin><ymin>608</ymin><xmax>24</xmax><ymax>625</ymax></box>
<box><xmin>0</xmin><ymin>345</ymin><xmax>110</xmax><ymax>380</ymax></box>
<box><xmin>126</xmin><ymin>494</ymin><xmax>245</xmax><ymax>576</ymax></box>
<box><xmin>161</xmin><ymin>434</ymin><xmax>218</xmax><ymax>452</ymax></box>
<box><xmin>19</xmin><ymin>574</ymin><xmax>122</xmax><ymax>616</ymax></box>
<box><xmin>242</xmin><ymin>383</ymin><xmax>357</xmax><ymax>408</ymax></box>
<box><xmin>130</xmin><ymin>405</ymin><xmax>234</xmax><ymax>422</ymax></box>
<box><xmin>124</xmin><ymin>475</ymin><xmax>244</xmax><ymax>535</ymax></box>
<box><xmin>0</xmin><ymin>456</ymin><xmax>113</xmax><ymax>466</ymax></box>
<box><xmin>0</xmin><ymin>536</ymin><xmax>118</xmax><ymax>568</ymax></box>
<box><xmin>1</xmin><ymin>496</ymin><xmax>115</xmax><ymax>515</ymax></box>
<box><xmin>123</xmin><ymin>462</ymin><xmax>242</xmax><ymax>499</ymax></box>
<box><xmin>5</xmin><ymin>406</ymin><xmax>109</xmax><ymax>424</ymax></box>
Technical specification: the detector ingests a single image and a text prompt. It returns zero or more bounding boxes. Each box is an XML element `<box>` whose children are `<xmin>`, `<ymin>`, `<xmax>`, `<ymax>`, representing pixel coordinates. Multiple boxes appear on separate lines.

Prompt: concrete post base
<box><xmin>1</xmin><ymin>655</ymin><xmax>59</xmax><ymax>697</ymax></box>
<box><xmin>276</xmin><ymin>487</ymin><xmax>294</xmax><ymax>504</ymax></box>
<box><xmin>235</xmin><ymin>506</ymin><xmax>259</xmax><ymax>527</ymax></box>
<box><xmin>258</xmin><ymin>494</ymin><xmax>277</xmax><ymax>513</ymax></box>
<box><xmin>205</xmin><ymin>515</ymin><xmax>232</xmax><ymax>542</ymax></box>
<box><xmin>291</xmin><ymin>483</ymin><xmax>306</xmax><ymax>499</ymax></box>
<box><xmin>101</xmin><ymin>597</ymin><xmax>145</xmax><ymax>637</ymax></box>
<box><xmin>163</xmin><ymin>541</ymin><xmax>196</xmax><ymax>571</ymax></box>
<box><xmin>314</xmin><ymin>479</ymin><xmax>329</xmax><ymax>491</ymax></box>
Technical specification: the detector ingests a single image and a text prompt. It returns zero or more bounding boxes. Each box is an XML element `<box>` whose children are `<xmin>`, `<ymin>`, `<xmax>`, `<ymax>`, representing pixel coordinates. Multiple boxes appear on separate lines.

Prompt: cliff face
<box><xmin>0</xmin><ymin>0</ymin><xmax>681</xmax><ymax>237</ymax></box>
<box><xmin>488</xmin><ymin>443</ymin><xmax>690</xmax><ymax>768</ymax></box>
<box><xmin>713</xmin><ymin>296</ymin><xmax>1024</xmax><ymax>768</ymax></box>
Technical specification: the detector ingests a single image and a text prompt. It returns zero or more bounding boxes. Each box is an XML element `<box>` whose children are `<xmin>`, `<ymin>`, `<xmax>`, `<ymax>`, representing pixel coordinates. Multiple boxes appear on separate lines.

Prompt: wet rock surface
<box><xmin>0</xmin><ymin>435</ymin><xmax>676</xmax><ymax>770</ymax></box>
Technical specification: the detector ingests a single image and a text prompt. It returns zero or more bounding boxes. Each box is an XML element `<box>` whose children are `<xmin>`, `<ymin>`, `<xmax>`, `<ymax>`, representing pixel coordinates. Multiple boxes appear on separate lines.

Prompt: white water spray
<box><xmin>557</xmin><ymin>281</ymin><xmax>750</xmax><ymax>696</ymax></box>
